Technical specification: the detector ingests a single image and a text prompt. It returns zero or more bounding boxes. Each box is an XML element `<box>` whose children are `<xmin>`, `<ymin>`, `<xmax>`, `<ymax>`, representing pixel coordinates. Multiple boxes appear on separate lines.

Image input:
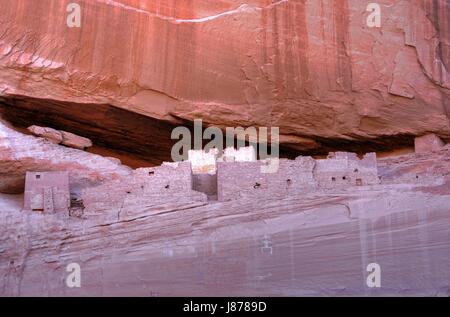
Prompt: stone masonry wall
<box><xmin>217</xmin><ymin>157</ymin><xmax>316</xmax><ymax>202</ymax></box>
<box><xmin>217</xmin><ymin>153</ymin><xmax>379</xmax><ymax>202</ymax></box>
<box><xmin>81</xmin><ymin>162</ymin><xmax>198</xmax><ymax>211</ymax></box>
<box><xmin>314</xmin><ymin>152</ymin><xmax>379</xmax><ymax>188</ymax></box>
<box><xmin>23</xmin><ymin>171</ymin><xmax>70</xmax><ymax>213</ymax></box>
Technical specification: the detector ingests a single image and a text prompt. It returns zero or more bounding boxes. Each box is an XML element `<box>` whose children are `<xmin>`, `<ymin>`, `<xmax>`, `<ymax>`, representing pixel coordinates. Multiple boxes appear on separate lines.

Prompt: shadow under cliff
<box><xmin>0</xmin><ymin>95</ymin><xmax>418</xmax><ymax>167</ymax></box>
<box><xmin>0</xmin><ymin>95</ymin><xmax>179</xmax><ymax>167</ymax></box>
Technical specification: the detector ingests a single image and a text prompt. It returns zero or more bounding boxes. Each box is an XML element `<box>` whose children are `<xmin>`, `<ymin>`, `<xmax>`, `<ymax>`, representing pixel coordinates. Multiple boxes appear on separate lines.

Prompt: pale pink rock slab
<box><xmin>415</xmin><ymin>134</ymin><xmax>445</xmax><ymax>153</ymax></box>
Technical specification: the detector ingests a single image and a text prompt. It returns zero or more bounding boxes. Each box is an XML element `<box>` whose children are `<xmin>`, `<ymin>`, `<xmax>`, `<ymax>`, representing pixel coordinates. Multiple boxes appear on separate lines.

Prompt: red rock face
<box><xmin>0</xmin><ymin>0</ymin><xmax>449</xmax><ymax>156</ymax></box>
<box><xmin>2</xmin><ymin>1</ymin><xmax>450</xmax><ymax>298</ymax></box>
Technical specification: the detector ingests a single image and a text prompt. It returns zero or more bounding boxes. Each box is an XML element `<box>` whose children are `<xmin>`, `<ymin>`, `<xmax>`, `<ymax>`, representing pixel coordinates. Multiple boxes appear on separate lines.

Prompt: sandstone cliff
<box><xmin>0</xmin><ymin>0</ymin><xmax>449</xmax><ymax>159</ymax></box>
<box><xmin>0</xmin><ymin>0</ymin><xmax>450</xmax><ymax>297</ymax></box>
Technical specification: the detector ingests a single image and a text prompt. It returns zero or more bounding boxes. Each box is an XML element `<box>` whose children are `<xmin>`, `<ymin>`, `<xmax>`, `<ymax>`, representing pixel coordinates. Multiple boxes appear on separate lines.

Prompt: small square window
<box><xmin>36</xmin><ymin>175</ymin><xmax>41</xmax><ymax>180</ymax></box>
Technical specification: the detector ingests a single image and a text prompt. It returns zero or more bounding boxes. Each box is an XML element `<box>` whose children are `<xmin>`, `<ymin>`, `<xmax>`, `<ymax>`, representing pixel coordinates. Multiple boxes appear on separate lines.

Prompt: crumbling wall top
<box><xmin>222</xmin><ymin>146</ymin><xmax>256</xmax><ymax>162</ymax></box>
<box><xmin>25</xmin><ymin>171</ymin><xmax>69</xmax><ymax>190</ymax></box>
<box><xmin>294</xmin><ymin>156</ymin><xmax>316</xmax><ymax>169</ymax></box>
<box><xmin>188</xmin><ymin>149</ymin><xmax>218</xmax><ymax>174</ymax></box>
<box><xmin>327</xmin><ymin>152</ymin><xmax>358</xmax><ymax>160</ymax></box>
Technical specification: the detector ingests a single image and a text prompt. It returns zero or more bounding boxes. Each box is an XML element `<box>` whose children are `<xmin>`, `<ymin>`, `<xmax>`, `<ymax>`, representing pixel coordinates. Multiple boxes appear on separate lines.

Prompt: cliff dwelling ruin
<box><xmin>22</xmin><ymin>147</ymin><xmax>383</xmax><ymax>215</ymax></box>
<box><xmin>21</xmin><ymin>131</ymin><xmax>449</xmax><ymax>218</ymax></box>
<box><xmin>23</xmin><ymin>171</ymin><xmax>70</xmax><ymax>213</ymax></box>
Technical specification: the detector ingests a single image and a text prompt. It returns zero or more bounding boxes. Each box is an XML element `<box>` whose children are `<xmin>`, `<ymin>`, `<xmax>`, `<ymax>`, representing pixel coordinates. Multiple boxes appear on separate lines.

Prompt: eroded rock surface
<box><xmin>1</xmin><ymin>165</ymin><xmax>449</xmax><ymax>296</ymax></box>
<box><xmin>0</xmin><ymin>119</ymin><xmax>131</xmax><ymax>194</ymax></box>
<box><xmin>0</xmin><ymin>0</ymin><xmax>450</xmax><ymax>297</ymax></box>
<box><xmin>28</xmin><ymin>125</ymin><xmax>93</xmax><ymax>150</ymax></box>
<box><xmin>414</xmin><ymin>133</ymin><xmax>446</xmax><ymax>154</ymax></box>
